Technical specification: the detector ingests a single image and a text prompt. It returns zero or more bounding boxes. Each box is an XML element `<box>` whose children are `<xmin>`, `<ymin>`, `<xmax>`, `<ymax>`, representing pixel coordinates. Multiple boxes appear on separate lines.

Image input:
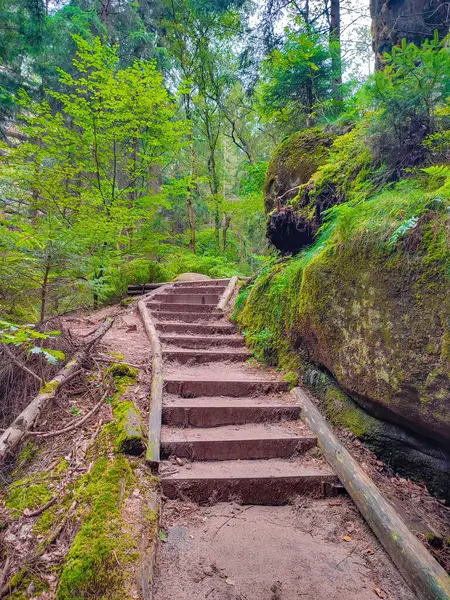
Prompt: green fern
<box><xmin>421</xmin><ymin>165</ymin><xmax>450</xmax><ymax>178</ymax></box>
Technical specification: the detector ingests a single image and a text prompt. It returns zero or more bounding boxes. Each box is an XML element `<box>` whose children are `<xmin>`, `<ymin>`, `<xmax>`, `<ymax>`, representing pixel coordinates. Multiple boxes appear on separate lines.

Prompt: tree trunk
<box><xmin>222</xmin><ymin>214</ymin><xmax>231</xmax><ymax>252</ymax></box>
<box><xmin>186</xmin><ymin>138</ymin><xmax>197</xmax><ymax>254</ymax></box>
<box><xmin>100</xmin><ymin>0</ymin><xmax>110</xmax><ymax>24</ymax></box>
<box><xmin>187</xmin><ymin>192</ymin><xmax>196</xmax><ymax>253</ymax></box>
<box><xmin>207</xmin><ymin>153</ymin><xmax>221</xmax><ymax>252</ymax></box>
<box><xmin>305</xmin><ymin>78</ymin><xmax>314</xmax><ymax>127</ymax></box>
<box><xmin>184</xmin><ymin>95</ymin><xmax>197</xmax><ymax>254</ymax></box>
<box><xmin>370</xmin><ymin>0</ymin><xmax>450</xmax><ymax>69</ymax></box>
<box><xmin>39</xmin><ymin>259</ymin><xmax>51</xmax><ymax>324</ymax></box>
<box><xmin>330</xmin><ymin>0</ymin><xmax>342</xmax><ymax>101</ymax></box>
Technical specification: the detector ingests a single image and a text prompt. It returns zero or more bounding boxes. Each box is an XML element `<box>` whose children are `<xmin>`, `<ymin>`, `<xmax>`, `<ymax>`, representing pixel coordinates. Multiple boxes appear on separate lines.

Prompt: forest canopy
<box><xmin>0</xmin><ymin>0</ymin><xmax>449</xmax><ymax>325</ymax></box>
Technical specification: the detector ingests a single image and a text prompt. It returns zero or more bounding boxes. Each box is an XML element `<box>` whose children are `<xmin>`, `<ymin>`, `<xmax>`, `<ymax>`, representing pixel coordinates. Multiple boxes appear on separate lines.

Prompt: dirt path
<box><xmin>148</xmin><ymin>280</ymin><xmax>417</xmax><ymax>600</ymax></box>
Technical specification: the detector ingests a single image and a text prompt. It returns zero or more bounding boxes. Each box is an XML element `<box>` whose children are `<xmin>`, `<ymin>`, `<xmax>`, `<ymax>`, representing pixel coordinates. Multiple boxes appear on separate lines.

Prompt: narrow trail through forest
<box><xmin>146</xmin><ymin>279</ymin><xmax>416</xmax><ymax>600</ymax></box>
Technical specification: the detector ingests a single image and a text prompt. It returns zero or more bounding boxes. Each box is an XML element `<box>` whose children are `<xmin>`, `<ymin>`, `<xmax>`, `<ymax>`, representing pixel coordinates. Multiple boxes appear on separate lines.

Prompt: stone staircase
<box><xmin>148</xmin><ymin>278</ymin><xmax>339</xmax><ymax>505</ymax></box>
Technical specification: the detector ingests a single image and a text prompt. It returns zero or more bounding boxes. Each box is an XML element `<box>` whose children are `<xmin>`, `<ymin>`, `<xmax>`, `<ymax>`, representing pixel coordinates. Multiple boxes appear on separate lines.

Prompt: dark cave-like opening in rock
<box><xmin>266</xmin><ymin>206</ymin><xmax>315</xmax><ymax>255</ymax></box>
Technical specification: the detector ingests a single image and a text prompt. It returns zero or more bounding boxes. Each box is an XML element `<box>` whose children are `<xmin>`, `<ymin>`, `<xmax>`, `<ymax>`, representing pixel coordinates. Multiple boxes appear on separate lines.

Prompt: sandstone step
<box><xmin>169</xmin><ymin>285</ymin><xmax>227</xmax><ymax>293</ymax></box>
<box><xmin>162</xmin><ymin>398</ymin><xmax>300</xmax><ymax>427</ymax></box>
<box><xmin>155</xmin><ymin>322</ymin><xmax>236</xmax><ymax>335</ymax></box>
<box><xmin>173</xmin><ymin>279</ymin><xmax>230</xmax><ymax>288</ymax></box>
<box><xmin>151</xmin><ymin>311</ymin><xmax>224</xmax><ymax>323</ymax></box>
<box><xmin>161</xmin><ymin>423</ymin><xmax>316</xmax><ymax>461</ymax></box>
<box><xmin>163</xmin><ymin>349</ymin><xmax>250</xmax><ymax>364</ymax></box>
<box><xmin>160</xmin><ymin>334</ymin><xmax>245</xmax><ymax>349</ymax></box>
<box><xmin>148</xmin><ymin>303</ymin><xmax>217</xmax><ymax>313</ymax></box>
<box><xmin>153</xmin><ymin>293</ymin><xmax>220</xmax><ymax>305</ymax></box>
<box><xmin>160</xmin><ymin>459</ymin><xmax>338</xmax><ymax>504</ymax></box>
<box><xmin>164</xmin><ymin>378</ymin><xmax>289</xmax><ymax>397</ymax></box>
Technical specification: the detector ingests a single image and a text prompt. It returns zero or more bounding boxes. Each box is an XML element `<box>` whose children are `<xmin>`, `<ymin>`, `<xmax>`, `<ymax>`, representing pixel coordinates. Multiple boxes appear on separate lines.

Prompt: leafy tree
<box><xmin>0</xmin><ymin>36</ymin><xmax>187</xmax><ymax>319</ymax></box>
<box><xmin>0</xmin><ymin>0</ymin><xmax>47</xmax><ymax>135</ymax></box>
<box><xmin>259</xmin><ymin>23</ymin><xmax>334</xmax><ymax>131</ymax></box>
<box><xmin>362</xmin><ymin>33</ymin><xmax>450</xmax><ymax>177</ymax></box>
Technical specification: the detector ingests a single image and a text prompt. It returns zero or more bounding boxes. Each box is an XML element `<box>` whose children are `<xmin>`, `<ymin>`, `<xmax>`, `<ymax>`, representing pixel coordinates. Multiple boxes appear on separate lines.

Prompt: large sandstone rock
<box><xmin>263</xmin><ymin>128</ymin><xmax>333</xmax><ymax>214</ymax></box>
<box><xmin>174</xmin><ymin>273</ymin><xmax>211</xmax><ymax>282</ymax></box>
<box><xmin>294</xmin><ymin>213</ymin><xmax>449</xmax><ymax>444</ymax></box>
<box><xmin>237</xmin><ymin>209</ymin><xmax>449</xmax><ymax>495</ymax></box>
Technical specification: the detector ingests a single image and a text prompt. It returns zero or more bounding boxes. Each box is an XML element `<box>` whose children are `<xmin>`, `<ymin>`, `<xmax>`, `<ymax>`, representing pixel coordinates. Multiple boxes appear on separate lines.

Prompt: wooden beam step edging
<box><xmin>138</xmin><ymin>286</ymin><xmax>175</xmax><ymax>469</ymax></box>
<box><xmin>160</xmin><ymin>459</ymin><xmax>339</xmax><ymax>505</ymax></box>
<box><xmin>217</xmin><ymin>275</ymin><xmax>239</xmax><ymax>312</ymax></box>
<box><xmin>292</xmin><ymin>387</ymin><xmax>450</xmax><ymax>600</ymax></box>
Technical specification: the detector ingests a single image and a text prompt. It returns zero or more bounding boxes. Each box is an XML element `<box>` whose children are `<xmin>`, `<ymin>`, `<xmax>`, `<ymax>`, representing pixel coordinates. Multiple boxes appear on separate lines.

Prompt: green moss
<box><xmin>33</xmin><ymin>504</ymin><xmax>60</xmax><ymax>535</ymax></box>
<box><xmin>324</xmin><ymin>387</ymin><xmax>375</xmax><ymax>437</ymax></box>
<box><xmin>52</xmin><ymin>458</ymin><xmax>69</xmax><ymax>476</ymax></box>
<box><xmin>109</xmin><ymin>351</ymin><xmax>125</xmax><ymax>361</ymax></box>
<box><xmin>111</xmin><ymin>400</ymin><xmax>145</xmax><ymax>454</ymax></box>
<box><xmin>56</xmin><ymin>455</ymin><xmax>137</xmax><ymax>600</ymax></box>
<box><xmin>283</xmin><ymin>371</ymin><xmax>298</xmax><ymax>390</ymax></box>
<box><xmin>263</xmin><ymin>128</ymin><xmax>334</xmax><ymax>212</ymax></box>
<box><xmin>120</xmin><ymin>297</ymin><xmax>134</xmax><ymax>307</ymax></box>
<box><xmin>8</xmin><ymin>569</ymin><xmax>48</xmax><ymax>599</ymax></box>
<box><xmin>39</xmin><ymin>380</ymin><xmax>59</xmax><ymax>394</ymax></box>
<box><xmin>107</xmin><ymin>362</ymin><xmax>138</xmax><ymax>380</ymax></box>
<box><xmin>144</xmin><ymin>507</ymin><xmax>159</xmax><ymax>525</ymax></box>
<box><xmin>15</xmin><ymin>442</ymin><xmax>39</xmax><ymax>471</ymax></box>
<box><xmin>6</xmin><ymin>475</ymin><xmax>53</xmax><ymax>519</ymax></box>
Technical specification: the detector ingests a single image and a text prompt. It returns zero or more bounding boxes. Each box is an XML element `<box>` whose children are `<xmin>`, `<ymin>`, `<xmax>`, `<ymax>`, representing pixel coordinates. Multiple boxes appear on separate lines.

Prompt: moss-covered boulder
<box><xmin>296</xmin><ymin>211</ymin><xmax>449</xmax><ymax>444</ymax></box>
<box><xmin>263</xmin><ymin>128</ymin><xmax>334</xmax><ymax>213</ymax></box>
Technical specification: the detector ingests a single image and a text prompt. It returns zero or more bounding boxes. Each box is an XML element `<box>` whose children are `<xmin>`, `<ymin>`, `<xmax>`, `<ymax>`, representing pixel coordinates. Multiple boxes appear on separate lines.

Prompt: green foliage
<box><xmin>107</xmin><ymin>362</ymin><xmax>138</xmax><ymax>382</ymax></box>
<box><xmin>0</xmin><ymin>36</ymin><xmax>187</xmax><ymax>319</ymax></box>
<box><xmin>360</xmin><ymin>33</ymin><xmax>450</xmax><ymax>175</ymax></box>
<box><xmin>0</xmin><ymin>320</ymin><xmax>64</xmax><ymax>364</ymax></box>
<box><xmin>165</xmin><ymin>249</ymin><xmax>242</xmax><ymax>279</ymax></box>
<box><xmin>259</xmin><ymin>23</ymin><xmax>334</xmax><ymax>131</ymax></box>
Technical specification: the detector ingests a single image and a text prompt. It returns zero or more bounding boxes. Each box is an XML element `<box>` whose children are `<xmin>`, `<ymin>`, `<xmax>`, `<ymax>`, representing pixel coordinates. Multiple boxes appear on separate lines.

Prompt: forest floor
<box><xmin>0</xmin><ymin>291</ymin><xmax>449</xmax><ymax>599</ymax></box>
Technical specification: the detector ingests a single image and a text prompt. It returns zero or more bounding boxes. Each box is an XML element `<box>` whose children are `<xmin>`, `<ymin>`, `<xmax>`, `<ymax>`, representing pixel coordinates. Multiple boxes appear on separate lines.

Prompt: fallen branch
<box><xmin>0</xmin><ymin>318</ymin><xmax>114</xmax><ymax>463</ymax></box>
<box><xmin>26</xmin><ymin>388</ymin><xmax>111</xmax><ymax>439</ymax></box>
<box><xmin>1</xmin><ymin>344</ymin><xmax>42</xmax><ymax>384</ymax></box>
<box><xmin>0</xmin><ymin>558</ymin><xmax>10</xmax><ymax>592</ymax></box>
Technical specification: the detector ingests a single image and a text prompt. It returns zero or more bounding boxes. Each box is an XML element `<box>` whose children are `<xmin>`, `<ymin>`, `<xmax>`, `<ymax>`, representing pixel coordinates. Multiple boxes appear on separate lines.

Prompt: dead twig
<box><xmin>26</xmin><ymin>388</ymin><xmax>111</xmax><ymax>439</ymax></box>
<box><xmin>0</xmin><ymin>500</ymin><xmax>77</xmax><ymax>598</ymax></box>
<box><xmin>1</xmin><ymin>344</ymin><xmax>42</xmax><ymax>384</ymax></box>
<box><xmin>213</xmin><ymin>506</ymin><xmax>254</xmax><ymax>539</ymax></box>
<box><xmin>0</xmin><ymin>558</ymin><xmax>11</xmax><ymax>591</ymax></box>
